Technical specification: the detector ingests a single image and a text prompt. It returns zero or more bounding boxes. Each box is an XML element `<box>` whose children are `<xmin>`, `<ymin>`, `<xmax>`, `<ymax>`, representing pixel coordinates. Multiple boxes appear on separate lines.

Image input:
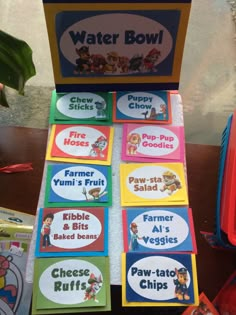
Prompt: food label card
<box><xmin>123</xmin><ymin>207</ymin><xmax>196</xmax><ymax>253</ymax></box>
<box><xmin>122</xmin><ymin>123</ymin><xmax>185</xmax><ymax>162</ymax></box>
<box><xmin>46</xmin><ymin>124</ymin><xmax>114</xmax><ymax>165</ymax></box>
<box><xmin>35</xmin><ymin>207</ymin><xmax>108</xmax><ymax>257</ymax></box>
<box><xmin>113</xmin><ymin>91</ymin><xmax>171</xmax><ymax>124</ymax></box>
<box><xmin>120</xmin><ymin>163</ymin><xmax>188</xmax><ymax>206</ymax></box>
<box><xmin>45</xmin><ymin>164</ymin><xmax>112</xmax><ymax>207</ymax></box>
<box><xmin>32</xmin><ymin>256</ymin><xmax>111</xmax><ymax>313</ymax></box>
<box><xmin>182</xmin><ymin>292</ymin><xmax>220</xmax><ymax>315</ymax></box>
<box><xmin>122</xmin><ymin>252</ymin><xmax>198</xmax><ymax>306</ymax></box>
<box><xmin>49</xmin><ymin>90</ymin><xmax>112</xmax><ymax>125</ymax></box>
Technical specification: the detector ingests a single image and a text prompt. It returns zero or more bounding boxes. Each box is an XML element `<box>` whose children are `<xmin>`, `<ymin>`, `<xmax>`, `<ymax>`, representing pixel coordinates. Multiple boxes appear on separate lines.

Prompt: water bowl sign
<box><xmin>57</xmin><ymin>11</ymin><xmax>178</xmax><ymax>76</ymax></box>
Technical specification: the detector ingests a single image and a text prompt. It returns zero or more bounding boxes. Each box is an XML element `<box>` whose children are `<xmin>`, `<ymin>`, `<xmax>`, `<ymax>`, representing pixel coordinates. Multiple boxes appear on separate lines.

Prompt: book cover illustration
<box><xmin>123</xmin><ymin>207</ymin><xmax>196</xmax><ymax>254</ymax></box>
<box><xmin>120</xmin><ymin>163</ymin><xmax>188</xmax><ymax>206</ymax></box>
<box><xmin>44</xmin><ymin>164</ymin><xmax>112</xmax><ymax>208</ymax></box>
<box><xmin>113</xmin><ymin>91</ymin><xmax>171</xmax><ymax>124</ymax></box>
<box><xmin>46</xmin><ymin>124</ymin><xmax>114</xmax><ymax>165</ymax></box>
<box><xmin>122</xmin><ymin>252</ymin><xmax>198</xmax><ymax>306</ymax></box>
<box><xmin>122</xmin><ymin>123</ymin><xmax>185</xmax><ymax>162</ymax></box>
<box><xmin>32</xmin><ymin>256</ymin><xmax>111</xmax><ymax>314</ymax></box>
<box><xmin>182</xmin><ymin>292</ymin><xmax>220</xmax><ymax>315</ymax></box>
<box><xmin>0</xmin><ymin>207</ymin><xmax>35</xmax><ymax>315</ymax></box>
<box><xmin>35</xmin><ymin>207</ymin><xmax>108</xmax><ymax>257</ymax></box>
<box><xmin>49</xmin><ymin>90</ymin><xmax>112</xmax><ymax>125</ymax></box>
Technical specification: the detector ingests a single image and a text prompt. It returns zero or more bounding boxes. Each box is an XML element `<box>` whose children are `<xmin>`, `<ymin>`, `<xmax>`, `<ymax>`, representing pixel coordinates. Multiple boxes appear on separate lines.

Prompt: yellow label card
<box><xmin>120</xmin><ymin>163</ymin><xmax>188</xmax><ymax>206</ymax></box>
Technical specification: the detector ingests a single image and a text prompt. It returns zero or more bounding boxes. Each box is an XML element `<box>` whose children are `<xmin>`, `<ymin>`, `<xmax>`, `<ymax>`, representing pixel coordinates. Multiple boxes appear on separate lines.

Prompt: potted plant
<box><xmin>0</xmin><ymin>30</ymin><xmax>36</xmax><ymax>107</ymax></box>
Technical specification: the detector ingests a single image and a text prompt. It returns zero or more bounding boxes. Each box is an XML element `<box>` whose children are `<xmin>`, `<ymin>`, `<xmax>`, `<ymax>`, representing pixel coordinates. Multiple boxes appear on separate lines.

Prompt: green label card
<box><xmin>32</xmin><ymin>256</ymin><xmax>110</xmax><ymax>314</ymax></box>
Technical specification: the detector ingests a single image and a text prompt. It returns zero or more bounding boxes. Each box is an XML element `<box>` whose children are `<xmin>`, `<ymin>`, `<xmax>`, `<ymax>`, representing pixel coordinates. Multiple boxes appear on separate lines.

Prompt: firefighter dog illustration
<box><xmin>160</xmin><ymin>171</ymin><xmax>182</xmax><ymax>195</ymax></box>
<box><xmin>173</xmin><ymin>267</ymin><xmax>190</xmax><ymax>301</ymax></box>
<box><xmin>90</xmin><ymin>136</ymin><xmax>107</xmax><ymax>158</ymax></box>
<box><xmin>127</xmin><ymin>133</ymin><xmax>141</xmax><ymax>155</ymax></box>
<box><xmin>84</xmin><ymin>273</ymin><xmax>102</xmax><ymax>303</ymax></box>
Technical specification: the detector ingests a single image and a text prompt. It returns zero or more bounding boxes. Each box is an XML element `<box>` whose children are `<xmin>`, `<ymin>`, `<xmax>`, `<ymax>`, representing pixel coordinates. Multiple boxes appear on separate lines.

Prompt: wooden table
<box><xmin>0</xmin><ymin>126</ymin><xmax>235</xmax><ymax>314</ymax></box>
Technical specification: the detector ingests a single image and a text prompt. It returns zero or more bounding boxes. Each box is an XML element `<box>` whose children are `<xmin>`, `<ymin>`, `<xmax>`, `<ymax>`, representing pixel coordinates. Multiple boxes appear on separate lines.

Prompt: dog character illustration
<box><xmin>143</xmin><ymin>48</ymin><xmax>161</xmax><ymax>72</ymax></box>
<box><xmin>160</xmin><ymin>104</ymin><xmax>167</xmax><ymax>120</ymax></box>
<box><xmin>0</xmin><ymin>255</ymin><xmax>23</xmax><ymax>314</ymax></box>
<box><xmin>173</xmin><ymin>267</ymin><xmax>190</xmax><ymax>301</ymax></box>
<box><xmin>129</xmin><ymin>222</ymin><xmax>143</xmax><ymax>251</ymax></box>
<box><xmin>90</xmin><ymin>54</ymin><xmax>106</xmax><ymax>74</ymax></box>
<box><xmin>74</xmin><ymin>46</ymin><xmax>91</xmax><ymax>74</ymax></box>
<box><xmin>89</xmin><ymin>136</ymin><xmax>107</xmax><ymax>157</ymax></box>
<box><xmin>160</xmin><ymin>171</ymin><xmax>182</xmax><ymax>195</ymax></box>
<box><xmin>95</xmin><ymin>101</ymin><xmax>106</xmax><ymax>119</ymax></box>
<box><xmin>118</xmin><ymin>56</ymin><xmax>129</xmax><ymax>73</ymax></box>
<box><xmin>127</xmin><ymin>133</ymin><xmax>141</xmax><ymax>155</ymax></box>
<box><xmin>84</xmin><ymin>273</ymin><xmax>103</xmax><ymax>302</ymax></box>
<box><xmin>129</xmin><ymin>54</ymin><xmax>144</xmax><ymax>72</ymax></box>
<box><xmin>104</xmin><ymin>51</ymin><xmax>119</xmax><ymax>73</ymax></box>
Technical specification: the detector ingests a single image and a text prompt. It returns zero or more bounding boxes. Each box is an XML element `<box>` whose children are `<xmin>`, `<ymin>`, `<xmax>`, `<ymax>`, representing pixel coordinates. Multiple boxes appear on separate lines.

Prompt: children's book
<box><xmin>122</xmin><ymin>123</ymin><xmax>185</xmax><ymax>162</ymax></box>
<box><xmin>49</xmin><ymin>90</ymin><xmax>112</xmax><ymax>125</ymax></box>
<box><xmin>122</xmin><ymin>252</ymin><xmax>198</xmax><ymax>307</ymax></box>
<box><xmin>113</xmin><ymin>90</ymin><xmax>172</xmax><ymax>124</ymax></box>
<box><xmin>120</xmin><ymin>163</ymin><xmax>188</xmax><ymax>206</ymax></box>
<box><xmin>32</xmin><ymin>256</ymin><xmax>111</xmax><ymax>314</ymax></box>
<box><xmin>123</xmin><ymin>207</ymin><xmax>197</xmax><ymax>254</ymax></box>
<box><xmin>46</xmin><ymin>124</ymin><xmax>114</xmax><ymax>165</ymax></box>
<box><xmin>44</xmin><ymin>164</ymin><xmax>112</xmax><ymax>207</ymax></box>
<box><xmin>0</xmin><ymin>207</ymin><xmax>35</xmax><ymax>315</ymax></box>
<box><xmin>35</xmin><ymin>207</ymin><xmax>108</xmax><ymax>257</ymax></box>
<box><xmin>182</xmin><ymin>292</ymin><xmax>220</xmax><ymax>315</ymax></box>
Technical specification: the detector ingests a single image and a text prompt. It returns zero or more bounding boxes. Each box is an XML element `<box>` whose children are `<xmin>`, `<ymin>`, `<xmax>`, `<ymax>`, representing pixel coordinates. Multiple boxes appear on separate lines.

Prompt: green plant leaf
<box><xmin>0</xmin><ymin>30</ymin><xmax>36</xmax><ymax>95</ymax></box>
<box><xmin>0</xmin><ymin>86</ymin><xmax>9</xmax><ymax>107</ymax></box>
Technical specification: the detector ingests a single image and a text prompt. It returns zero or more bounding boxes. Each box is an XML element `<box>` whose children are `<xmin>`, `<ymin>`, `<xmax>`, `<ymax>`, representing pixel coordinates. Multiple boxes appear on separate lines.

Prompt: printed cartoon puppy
<box><xmin>127</xmin><ymin>133</ymin><xmax>141</xmax><ymax>155</ymax></box>
<box><xmin>173</xmin><ymin>267</ymin><xmax>190</xmax><ymax>301</ymax></box>
<box><xmin>84</xmin><ymin>273</ymin><xmax>102</xmax><ymax>303</ymax></box>
<box><xmin>160</xmin><ymin>171</ymin><xmax>182</xmax><ymax>195</ymax></box>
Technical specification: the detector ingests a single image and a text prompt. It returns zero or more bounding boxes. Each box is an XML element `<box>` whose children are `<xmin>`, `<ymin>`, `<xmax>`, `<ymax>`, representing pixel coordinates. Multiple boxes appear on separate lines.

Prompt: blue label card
<box><xmin>122</xmin><ymin>252</ymin><xmax>199</xmax><ymax>306</ymax></box>
<box><xmin>44</xmin><ymin>164</ymin><xmax>112</xmax><ymax>207</ymax></box>
<box><xmin>113</xmin><ymin>91</ymin><xmax>171</xmax><ymax>124</ymax></box>
<box><xmin>35</xmin><ymin>207</ymin><xmax>108</xmax><ymax>257</ymax></box>
<box><xmin>123</xmin><ymin>207</ymin><xmax>197</xmax><ymax>253</ymax></box>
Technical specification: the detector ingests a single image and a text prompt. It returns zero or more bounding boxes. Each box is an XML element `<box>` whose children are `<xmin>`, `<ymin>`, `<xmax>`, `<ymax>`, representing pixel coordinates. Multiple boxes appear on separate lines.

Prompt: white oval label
<box><xmin>126</xmin><ymin>166</ymin><xmax>181</xmax><ymax>199</ymax></box>
<box><xmin>118</xmin><ymin>92</ymin><xmax>166</xmax><ymax>119</ymax></box>
<box><xmin>131</xmin><ymin>210</ymin><xmax>189</xmax><ymax>250</ymax></box>
<box><xmin>51</xmin><ymin>165</ymin><xmax>107</xmax><ymax>201</ymax></box>
<box><xmin>39</xmin><ymin>259</ymin><xmax>102</xmax><ymax>304</ymax></box>
<box><xmin>60</xmin><ymin>13</ymin><xmax>173</xmax><ymax>70</ymax></box>
<box><xmin>127</xmin><ymin>126</ymin><xmax>179</xmax><ymax>157</ymax></box>
<box><xmin>56</xmin><ymin>93</ymin><xmax>106</xmax><ymax>119</ymax></box>
<box><xmin>127</xmin><ymin>256</ymin><xmax>190</xmax><ymax>300</ymax></box>
<box><xmin>50</xmin><ymin>209</ymin><xmax>102</xmax><ymax>249</ymax></box>
<box><xmin>55</xmin><ymin>126</ymin><xmax>107</xmax><ymax>157</ymax></box>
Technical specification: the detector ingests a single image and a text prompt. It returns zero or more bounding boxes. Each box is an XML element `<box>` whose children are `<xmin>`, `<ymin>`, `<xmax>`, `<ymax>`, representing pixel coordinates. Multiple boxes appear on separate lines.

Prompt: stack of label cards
<box><xmin>32</xmin><ymin>256</ymin><xmax>110</xmax><ymax>314</ymax></box>
<box><xmin>122</xmin><ymin>252</ymin><xmax>198</xmax><ymax>307</ymax></box>
<box><xmin>120</xmin><ymin>163</ymin><xmax>188</xmax><ymax>206</ymax></box>
<box><xmin>46</xmin><ymin>124</ymin><xmax>114</xmax><ymax>165</ymax></box>
<box><xmin>49</xmin><ymin>91</ymin><xmax>113</xmax><ymax>125</ymax></box>
<box><xmin>44</xmin><ymin>163</ymin><xmax>112</xmax><ymax>208</ymax></box>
